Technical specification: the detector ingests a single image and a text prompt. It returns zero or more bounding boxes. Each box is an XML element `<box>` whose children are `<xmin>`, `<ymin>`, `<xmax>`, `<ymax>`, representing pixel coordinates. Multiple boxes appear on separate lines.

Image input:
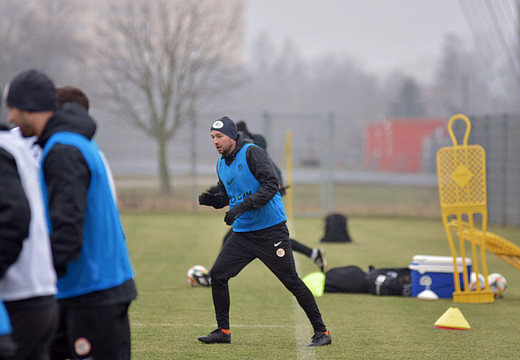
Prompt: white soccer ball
<box><xmin>468</xmin><ymin>272</ymin><xmax>486</xmax><ymax>291</ymax></box>
<box><xmin>187</xmin><ymin>265</ymin><xmax>211</xmax><ymax>287</ymax></box>
<box><xmin>488</xmin><ymin>273</ymin><xmax>507</xmax><ymax>298</ymax></box>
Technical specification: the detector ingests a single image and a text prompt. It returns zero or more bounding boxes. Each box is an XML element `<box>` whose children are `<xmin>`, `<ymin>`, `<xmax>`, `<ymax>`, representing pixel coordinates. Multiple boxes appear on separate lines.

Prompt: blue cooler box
<box><xmin>409</xmin><ymin>255</ymin><xmax>472</xmax><ymax>298</ymax></box>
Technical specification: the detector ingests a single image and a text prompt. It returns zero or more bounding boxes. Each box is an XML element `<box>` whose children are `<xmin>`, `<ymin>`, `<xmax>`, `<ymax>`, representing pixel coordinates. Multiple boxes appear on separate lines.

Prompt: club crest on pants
<box><xmin>276</xmin><ymin>248</ymin><xmax>285</xmax><ymax>257</ymax></box>
<box><xmin>74</xmin><ymin>337</ymin><xmax>92</xmax><ymax>357</ymax></box>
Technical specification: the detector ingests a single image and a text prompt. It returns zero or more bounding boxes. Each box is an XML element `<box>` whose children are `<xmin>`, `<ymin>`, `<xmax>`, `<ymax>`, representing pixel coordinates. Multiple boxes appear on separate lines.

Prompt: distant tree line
<box><xmin>1</xmin><ymin>0</ymin><xmax>518</xmax><ymax>194</ymax></box>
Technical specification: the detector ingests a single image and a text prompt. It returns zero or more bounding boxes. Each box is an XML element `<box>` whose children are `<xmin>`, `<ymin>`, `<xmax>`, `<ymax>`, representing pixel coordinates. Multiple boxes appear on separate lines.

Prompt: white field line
<box><xmin>133</xmin><ymin>222</ymin><xmax>317</xmax><ymax>356</ymax></box>
<box><xmin>131</xmin><ymin>323</ymin><xmax>291</xmax><ymax>328</ymax></box>
<box><xmin>288</xmin><ymin>220</ymin><xmax>316</xmax><ymax>360</ymax></box>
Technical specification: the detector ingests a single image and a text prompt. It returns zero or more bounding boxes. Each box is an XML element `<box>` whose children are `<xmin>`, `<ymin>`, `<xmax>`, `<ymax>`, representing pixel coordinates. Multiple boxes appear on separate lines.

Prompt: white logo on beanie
<box><xmin>2</xmin><ymin>83</ymin><xmax>10</xmax><ymax>103</ymax></box>
<box><xmin>212</xmin><ymin>120</ymin><xmax>224</xmax><ymax>129</ymax></box>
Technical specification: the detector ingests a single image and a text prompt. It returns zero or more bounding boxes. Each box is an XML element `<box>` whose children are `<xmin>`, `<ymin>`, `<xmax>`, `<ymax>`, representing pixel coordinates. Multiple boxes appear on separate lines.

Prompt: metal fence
<box><xmin>261</xmin><ymin>112</ymin><xmax>335</xmax><ymax>216</ymax></box>
<box><xmin>453</xmin><ymin>114</ymin><xmax>520</xmax><ymax>227</ymax></box>
<box><xmin>96</xmin><ymin>109</ymin><xmax>520</xmax><ymax>227</ymax></box>
<box><xmin>259</xmin><ymin>112</ymin><xmax>520</xmax><ymax>226</ymax></box>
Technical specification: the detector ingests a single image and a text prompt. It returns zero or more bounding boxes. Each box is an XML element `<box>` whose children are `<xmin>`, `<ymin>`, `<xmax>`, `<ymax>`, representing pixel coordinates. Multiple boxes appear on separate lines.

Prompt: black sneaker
<box><xmin>198</xmin><ymin>329</ymin><xmax>231</xmax><ymax>344</ymax></box>
<box><xmin>313</xmin><ymin>248</ymin><xmax>327</xmax><ymax>272</ymax></box>
<box><xmin>307</xmin><ymin>330</ymin><xmax>332</xmax><ymax>347</ymax></box>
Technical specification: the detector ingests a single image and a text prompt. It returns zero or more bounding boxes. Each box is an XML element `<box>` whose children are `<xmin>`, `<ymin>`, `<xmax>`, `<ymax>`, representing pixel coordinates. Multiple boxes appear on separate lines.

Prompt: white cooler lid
<box><xmin>409</xmin><ymin>255</ymin><xmax>472</xmax><ymax>274</ymax></box>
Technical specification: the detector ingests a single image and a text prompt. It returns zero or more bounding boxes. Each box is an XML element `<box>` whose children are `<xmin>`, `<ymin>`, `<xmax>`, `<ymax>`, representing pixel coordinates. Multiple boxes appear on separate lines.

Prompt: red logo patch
<box><xmin>276</xmin><ymin>248</ymin><xmax>285</xmax><ymax>257</ymax></box>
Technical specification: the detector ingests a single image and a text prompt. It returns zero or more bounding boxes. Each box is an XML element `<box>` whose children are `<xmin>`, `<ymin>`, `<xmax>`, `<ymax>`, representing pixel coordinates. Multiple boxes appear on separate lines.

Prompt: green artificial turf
<box><xmin>122</xmin><ymin>213</ymin><xmax>520</xmax><ymax>359</ymax></box>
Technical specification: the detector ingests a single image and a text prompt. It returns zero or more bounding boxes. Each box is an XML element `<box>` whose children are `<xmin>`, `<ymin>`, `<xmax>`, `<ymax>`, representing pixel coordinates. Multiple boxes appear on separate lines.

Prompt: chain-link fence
<box><xmin>452</xmin><ymin>114</ymin><xmax>520</xmax><ymax>227</ymax></box>
<box><xmin>96</xmin><ymin>109</ymin><xmax>520</xmax><ymax>227</ymax></box>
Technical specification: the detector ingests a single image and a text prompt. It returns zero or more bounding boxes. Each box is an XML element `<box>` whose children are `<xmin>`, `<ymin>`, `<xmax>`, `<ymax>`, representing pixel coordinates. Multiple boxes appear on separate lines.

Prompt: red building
<box><xmin>364</xmin><ymin>118</ymin><xmax>447</xmax><ymax>173</ymax></box>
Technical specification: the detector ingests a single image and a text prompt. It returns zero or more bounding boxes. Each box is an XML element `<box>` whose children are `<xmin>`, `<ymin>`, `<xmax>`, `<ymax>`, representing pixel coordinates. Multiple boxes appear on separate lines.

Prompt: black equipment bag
<box><xmin>365</xmin><ymin>266</ymin><xmax>412</xmax><ymax>296</ymax></box>
<box><xmin>320</xmin><ymin>213</ymin><xmax>352</xmax><ymax>243</ymax></box>
<box><xmin>324</xmin><ymin>266</ymin><xmax>369</xmax><ymax>293</ymax></box>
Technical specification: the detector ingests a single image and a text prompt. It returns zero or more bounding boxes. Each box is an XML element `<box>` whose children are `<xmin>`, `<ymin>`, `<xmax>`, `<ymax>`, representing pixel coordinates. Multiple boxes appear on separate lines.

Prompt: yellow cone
<box><xmin>302</xmin><ymin>272</ymin><xmax>325</xmax><ymax>297</ymax></box>
<box><xmin>434</xmin><ymin>307</ymin><xmax>471</xmax><ymax>330</ymax></box>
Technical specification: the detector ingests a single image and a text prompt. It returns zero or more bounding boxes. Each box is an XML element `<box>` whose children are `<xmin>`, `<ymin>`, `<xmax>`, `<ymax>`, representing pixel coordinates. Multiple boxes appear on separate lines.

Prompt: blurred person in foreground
<box><xmin>198</xmin><ymin>116</ymin><xmax>331</xmax><ymax>347</ymax></box>
<box><xmin>5</xmin><ymin>69</ymin><xmax>137</xmax><ymax>359</ymax></box>
<box><xmin>0</xmin><ymin>296</ymin><xmax>16</xmax><ymax>359</ymax></box>
<box><xmin>0</xmin><ymin>122</ymin><xmax>58</xmax><ymax>359</ymax></box>
<box><xmin>55</xmin><ymin>86</ymin><xmax>117</xmax><ymax>201</ymax></box>
<box><xmin>0</xmin><ymin>192</ymin><xmax>16</xmax><ymax>358</ymax></box>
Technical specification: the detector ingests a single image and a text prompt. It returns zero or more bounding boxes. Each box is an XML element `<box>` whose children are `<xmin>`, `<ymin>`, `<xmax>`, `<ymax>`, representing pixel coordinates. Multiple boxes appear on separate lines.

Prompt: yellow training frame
<box><xmin>436</xmin><ymin>114</ymin><xmax>494</xmax><ymax>303</ymax></box>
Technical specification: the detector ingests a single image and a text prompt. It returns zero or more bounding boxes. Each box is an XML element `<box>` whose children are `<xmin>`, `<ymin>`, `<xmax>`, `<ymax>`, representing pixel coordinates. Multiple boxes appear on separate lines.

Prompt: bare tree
<box><xmin>95</xmin><ymin>0</ymin><xmax>243</xmax><ymax>195</ymax></box>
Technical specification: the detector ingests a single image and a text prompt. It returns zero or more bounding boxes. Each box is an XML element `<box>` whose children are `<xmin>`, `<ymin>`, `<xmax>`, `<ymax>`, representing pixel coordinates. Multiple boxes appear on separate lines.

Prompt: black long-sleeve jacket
<box><xmin>209</xmin><ymin>132</ymin><xmax>281</xmax><ymax>210</ymax></box>
<box><xmin>36</xmin><ymin>104</ymin><xmax>136</xmax><ymax>305</ymax></box>
<box><xmin>0</xmin><ymin>136</ymin><xmax>30</xmax><ymax>279</ymax></box>
<box><xmin>36</xmin><ymin>103</ymin><xmax>93</xmax><ymax>277</ymax></box>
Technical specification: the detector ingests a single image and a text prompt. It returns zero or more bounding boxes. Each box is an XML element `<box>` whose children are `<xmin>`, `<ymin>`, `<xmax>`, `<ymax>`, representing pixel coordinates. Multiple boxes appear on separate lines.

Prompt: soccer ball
<box><xmin>187</xmin><ymin>265</ymin><xmax>211</xmax><ymax>287</ymax></box>
<box><xmin>488</xmin><ymin>273</ymin><xmax>507</xmax><ymax>298</ymax></box>
<box><xmin>468</xmin><ymin>272</ymin><xmax>486</xmax><ymax>291</ymax></box>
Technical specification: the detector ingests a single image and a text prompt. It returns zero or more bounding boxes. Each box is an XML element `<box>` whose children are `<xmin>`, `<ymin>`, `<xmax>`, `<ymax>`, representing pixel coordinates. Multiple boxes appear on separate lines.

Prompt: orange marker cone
<box><xmin>434</xmin><ymin>307</ymin><xmax>471</xmax><ymax>330</ymax></box>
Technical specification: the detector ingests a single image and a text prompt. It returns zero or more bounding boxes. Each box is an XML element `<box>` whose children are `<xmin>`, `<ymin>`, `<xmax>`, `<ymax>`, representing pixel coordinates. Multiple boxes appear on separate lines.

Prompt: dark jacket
<box><xmin>237</xmin><ymin>131</ymin><xmax>285</xmax><ymax>195</ymax></box>
<box><xmin>37</xmin><ymin>103</ymin><xmax>136</xmax><ymax>305</ymax></box>
<box><xmin>37</xmin><ymin>103</ymin><xmax>94</xmax><ymax>276</ymax></box>
<box><xmin>249</xmin><ymin>132</ymin><xmax>285</xmax><ymax>195</ymax></box>
<box><xmin>210</xmin><ymin>132</ymin><xmax>281</xmax><ymax>211</ymax></box>
<box><xmin>0</xmin><ymin>135</ymin><xmax>30</xmax><ymax>279</ymax></box>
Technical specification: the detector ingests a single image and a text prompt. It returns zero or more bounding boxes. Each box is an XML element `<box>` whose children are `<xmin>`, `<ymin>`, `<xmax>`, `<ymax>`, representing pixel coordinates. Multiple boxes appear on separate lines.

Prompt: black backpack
<box><xmin>320</xmin><ymin>214</ymin><xmax>353</xmax><ymax>243</ymax></box>
<box><xmin>365</xmin><ymin>266</ymin><xmax>412</xmax><ymax>296</ymax></box>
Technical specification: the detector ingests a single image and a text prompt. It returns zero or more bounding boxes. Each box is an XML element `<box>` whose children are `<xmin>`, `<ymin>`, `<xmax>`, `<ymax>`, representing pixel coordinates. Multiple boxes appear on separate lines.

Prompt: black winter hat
<box><xmin>5</xmin><ymin>69</ymin><xmax>57</xmax><ymax>111</ymax></box>
<box><xmin>210</xmin><ymin>116</ymin><xmax>238</xmax><ymax>140</ymax></box>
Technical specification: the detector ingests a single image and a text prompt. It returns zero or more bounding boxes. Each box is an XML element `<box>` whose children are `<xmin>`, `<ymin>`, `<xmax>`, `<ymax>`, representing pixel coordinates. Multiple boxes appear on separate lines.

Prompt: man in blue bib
<box><xmin>5</xmin><ymin>69</ymin><xmax>137</xmax><ymax>359</ymax></box>
<box><xmin>198</xmin><ymin>116</ymin><xmax>331</xmax><ymax>347</ymax></box>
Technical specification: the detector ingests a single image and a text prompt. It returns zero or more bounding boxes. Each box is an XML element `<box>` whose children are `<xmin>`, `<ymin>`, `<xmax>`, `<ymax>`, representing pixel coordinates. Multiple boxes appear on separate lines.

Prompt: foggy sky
<box><xmin>244</xmin><ymin>0</ymin><xmax>511</xmax><ymax>82</ymax></box>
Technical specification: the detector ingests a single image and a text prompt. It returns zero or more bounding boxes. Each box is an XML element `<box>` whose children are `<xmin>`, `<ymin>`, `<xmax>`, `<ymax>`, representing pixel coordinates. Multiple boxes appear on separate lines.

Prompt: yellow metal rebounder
<box><xmin>436</xmin><ymin>114</ymin><xmax>494</xmax><ymax>303</ymax></box>
<box><xmin>447</xmin><ymin>220</ymin><xmax>520</xmax><ymax>271</ymax></box>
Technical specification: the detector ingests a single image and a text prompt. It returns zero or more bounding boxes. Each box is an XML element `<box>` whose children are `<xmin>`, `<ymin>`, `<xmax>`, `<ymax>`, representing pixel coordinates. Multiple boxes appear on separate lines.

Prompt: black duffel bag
<box><xmin>324</xmin><ymin>266</ymin><xmax>369</xmax><ymax>293</ymax></box>
<box><xmin>365</xmin><ymin>266</ymin><xmax>412</xmax><ymax>296</ymax></box>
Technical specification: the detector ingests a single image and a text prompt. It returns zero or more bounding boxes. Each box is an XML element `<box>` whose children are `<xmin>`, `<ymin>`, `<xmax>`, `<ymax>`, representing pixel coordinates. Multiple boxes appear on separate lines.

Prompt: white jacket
<box><xmin>0</xmin><ymin>130</ymin><xmax>57</xmax><ymax>301</ymax></box>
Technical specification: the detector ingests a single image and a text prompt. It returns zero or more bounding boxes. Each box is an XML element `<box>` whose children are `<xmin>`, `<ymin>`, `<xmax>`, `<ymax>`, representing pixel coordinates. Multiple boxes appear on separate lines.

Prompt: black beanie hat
<box><xmin>210</xmin><ymin>116</ymin><xmax>238</xmax><ymax>140</ymax></box>
<box><xmin>5</xmin><ymin>69</ymin><xmax>57</xmax><ymax>111</ymax></box>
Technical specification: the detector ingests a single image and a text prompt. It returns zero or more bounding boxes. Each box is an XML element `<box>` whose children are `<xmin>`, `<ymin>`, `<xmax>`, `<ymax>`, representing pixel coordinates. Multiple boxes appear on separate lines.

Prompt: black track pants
<box><xmin>50</xmin><ymin>302</ymin><xmax>131</xmax><ymax>360</ymax></box>
<box><xmin>210</xmin><ymin>223</ymin><xmax>326</xmax><ymax>332</ymax></box>
<box><xmin>223</xmin><ymin>227</ymin><xmax>314</xmax><ymax>259</ymax></box>
<box><xmin>5</xmin><ymin>297</ymin><xmax>58</xmax><ymax>360</ymax></box>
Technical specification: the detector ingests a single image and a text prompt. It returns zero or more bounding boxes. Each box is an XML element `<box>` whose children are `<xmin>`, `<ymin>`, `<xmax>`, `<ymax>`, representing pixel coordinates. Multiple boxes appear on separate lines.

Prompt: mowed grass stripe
<box><xmin>288</xmin><ymin>220</ymin><xmax>318</xmax><ymax>359</ymax></box>
<box><xmin>124</xmin><ymin>212</ymin><xmax>520</xmax><ymax>359</ymax></box>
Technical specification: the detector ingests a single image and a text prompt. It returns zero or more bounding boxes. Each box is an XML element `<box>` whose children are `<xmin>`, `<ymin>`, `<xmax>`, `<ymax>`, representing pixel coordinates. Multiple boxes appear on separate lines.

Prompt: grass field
<box><xmin>117</xmin><ymin>180</ymin><xmax>441</xmax><ymax>218</ymax></box>
<box><xmin>123</xmin><ymin>211</ymin><xmax>520</xmax><ymax>359</ymax></box>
